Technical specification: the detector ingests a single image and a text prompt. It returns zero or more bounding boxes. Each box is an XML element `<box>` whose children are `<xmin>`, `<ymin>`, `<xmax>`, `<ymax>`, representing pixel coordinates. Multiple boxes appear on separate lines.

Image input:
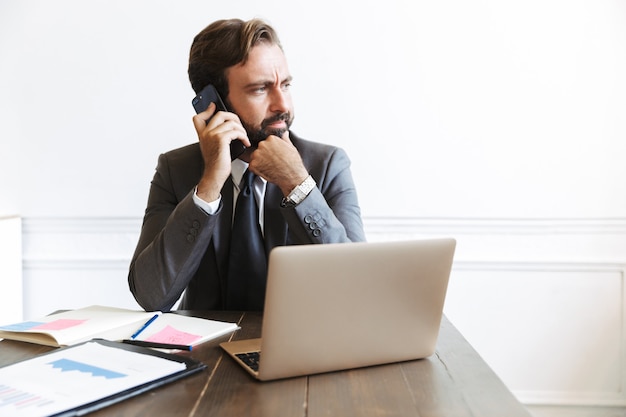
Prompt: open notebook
<box><xmin>220</xmin><ymin>238</ymin><xmax>456</xmax><ymax>381</ymax></box>
<box><xmin>0</xmin><ymin>305</ymin><xmax>238</xmax><ymax>348</ymax></box>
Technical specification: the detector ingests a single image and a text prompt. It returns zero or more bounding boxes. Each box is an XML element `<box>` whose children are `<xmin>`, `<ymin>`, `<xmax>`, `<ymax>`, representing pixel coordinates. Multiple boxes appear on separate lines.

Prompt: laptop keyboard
<box><xmin>235</xmin><ymin>352</ymin><xmax>261</xmax><ymax>372</ymax></box>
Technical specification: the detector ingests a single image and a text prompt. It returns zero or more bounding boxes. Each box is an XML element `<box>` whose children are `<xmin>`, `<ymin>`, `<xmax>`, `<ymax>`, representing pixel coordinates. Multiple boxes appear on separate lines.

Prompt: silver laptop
<box><xmin>220</xmin><ymin>238</ymin><xmax>456</xmax><ymax>381</ymax></box>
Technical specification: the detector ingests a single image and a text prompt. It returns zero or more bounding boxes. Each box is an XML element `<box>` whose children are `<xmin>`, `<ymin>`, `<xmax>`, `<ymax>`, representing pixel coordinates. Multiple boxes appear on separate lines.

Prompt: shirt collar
<box><xmin>231</xmin><ymin>158</ymin><xmax>267</xmax><ymax>190</ymax></box>
<box><xmin>231</xmin><ymin>159</ymin><xmax>248</xmax><ymax>189</ymax></box>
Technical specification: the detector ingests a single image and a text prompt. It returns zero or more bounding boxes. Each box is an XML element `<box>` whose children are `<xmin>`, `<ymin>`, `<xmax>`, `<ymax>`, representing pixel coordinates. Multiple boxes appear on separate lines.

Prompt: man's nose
<box><xmin>269</xmin><ymin>87</ymin><xmax>289</xmax><ymax>113</ymax></box>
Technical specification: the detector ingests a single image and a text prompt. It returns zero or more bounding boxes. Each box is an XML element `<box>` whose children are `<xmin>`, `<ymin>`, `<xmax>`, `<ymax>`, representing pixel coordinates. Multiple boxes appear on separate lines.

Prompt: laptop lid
<box><xmin>220</xmin><ymin>238</ymin><xmax>456</xmax><ymax>381</ymax></box>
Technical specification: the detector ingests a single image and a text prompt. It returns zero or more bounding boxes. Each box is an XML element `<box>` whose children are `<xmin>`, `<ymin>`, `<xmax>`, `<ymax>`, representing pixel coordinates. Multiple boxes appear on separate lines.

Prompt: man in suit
<box><xmin>128</xmin><ymin>18</ymin><xmax>365</xmax><ymax>312</ymax></box>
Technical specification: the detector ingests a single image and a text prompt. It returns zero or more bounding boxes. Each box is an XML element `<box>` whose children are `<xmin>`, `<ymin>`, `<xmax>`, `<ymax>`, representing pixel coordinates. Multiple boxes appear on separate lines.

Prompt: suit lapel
<box><xmin>215</xmin><ymin>176</ymin><xmax>234</xmax><ymax>283</ymax></box>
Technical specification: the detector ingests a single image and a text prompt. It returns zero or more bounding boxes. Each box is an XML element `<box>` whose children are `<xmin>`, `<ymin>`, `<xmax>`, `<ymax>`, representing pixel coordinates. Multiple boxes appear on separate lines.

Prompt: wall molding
<box><xmin>23</xmin><ymin>258</ymin><xmax>626</xmax><ymax>274</ymax></box>
<box><xmin>24</xmin><ymin>259</ymin><xmax>131</xmax><ymax>270</ymax></box>
<box><xmin>21</xmin><ymin>215</ymin><xmax>626</xmax><ymax>266</ymax></box>
<box><xmin>22</xmin><ymin>215</ymin><xmax>626</xmax><ymax>234</ymax></box>
<box><xmin>22</xmin><ymin>217</ymin><xmax>141</xmax><ymax>233</ymax></box>
<box><xmin>364</xmin><ymin>216</ymin><xmax>626</xmax><ymax>235</ymax></box>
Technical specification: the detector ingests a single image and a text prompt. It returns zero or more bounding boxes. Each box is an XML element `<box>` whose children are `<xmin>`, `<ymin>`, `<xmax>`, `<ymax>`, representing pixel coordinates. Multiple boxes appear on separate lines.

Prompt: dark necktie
<box><xmin>226</xmin><ymin>169</ymin><xmax>267</xmax><ymax>310</ymax></box>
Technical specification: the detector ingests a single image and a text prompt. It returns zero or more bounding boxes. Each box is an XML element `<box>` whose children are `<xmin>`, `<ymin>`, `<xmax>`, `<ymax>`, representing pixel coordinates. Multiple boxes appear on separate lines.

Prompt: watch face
<box><xmin>291</xmin><ymin>189</ymin><xmax>305</xmax><ymax>204</ymax></box>
<box><xmin>282</xmin><ymin>176</ymin><xmax>315</xmax><ymax>208</ymax></box>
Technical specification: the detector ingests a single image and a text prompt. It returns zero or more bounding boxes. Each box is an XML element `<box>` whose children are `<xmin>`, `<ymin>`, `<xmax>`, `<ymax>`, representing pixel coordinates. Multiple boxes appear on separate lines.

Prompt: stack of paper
<box><xmin>0</xmin><ymin>339</ymin><xmax>206</xmax><ymax>417</ymax></box>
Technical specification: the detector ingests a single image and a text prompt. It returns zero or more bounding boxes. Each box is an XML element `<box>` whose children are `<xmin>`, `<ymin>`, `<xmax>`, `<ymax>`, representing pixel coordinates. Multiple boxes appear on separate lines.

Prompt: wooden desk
<box><xmin>0</xmin><ymin>312</ymin><xmax>532</xmax><ymax>417</ymax></box>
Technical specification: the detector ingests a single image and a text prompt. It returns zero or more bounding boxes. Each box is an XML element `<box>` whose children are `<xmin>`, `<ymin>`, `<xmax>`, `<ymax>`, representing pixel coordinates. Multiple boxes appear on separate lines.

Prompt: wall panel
<box><xmin>20</xmin><ymin>216</ymin><xmax>626</xmax><ymax>408</ymax></box>
<box><xmin>0</xmin><ymin>216</ymin><xmax>22</xmax><ymax>323</ymax></box>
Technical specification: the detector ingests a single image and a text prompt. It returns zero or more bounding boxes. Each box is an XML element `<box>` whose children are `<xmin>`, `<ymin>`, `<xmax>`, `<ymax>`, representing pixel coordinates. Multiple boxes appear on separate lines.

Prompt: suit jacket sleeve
<box><xmin>281</xmin><ymin>139</ymin><xmax>366</xmax><ymax>244</ymax></box>
<box><xmin>128</xmin><ymin>148</ymin><xmax>218</xmax><ymax>312</ymax></box>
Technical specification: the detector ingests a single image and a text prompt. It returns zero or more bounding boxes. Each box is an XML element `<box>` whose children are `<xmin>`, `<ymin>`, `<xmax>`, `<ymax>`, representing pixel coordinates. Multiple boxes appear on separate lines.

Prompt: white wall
<box><xmin>2</xmin><ymin>0</ymin><xmax>626</xmax><ymax>412</ymax></box>
<box><xmin>2</xmin><ymin>1</ymin><xmax>625</xmax><ymax>219</ymax></box>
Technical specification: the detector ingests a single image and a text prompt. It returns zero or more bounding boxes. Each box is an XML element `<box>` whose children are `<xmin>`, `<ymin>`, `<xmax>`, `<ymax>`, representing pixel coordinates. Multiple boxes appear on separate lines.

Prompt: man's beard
<box><xmin>243</xmin><ymin>112</ymin><xmax>294</xmax><ymax>147</ymax></box>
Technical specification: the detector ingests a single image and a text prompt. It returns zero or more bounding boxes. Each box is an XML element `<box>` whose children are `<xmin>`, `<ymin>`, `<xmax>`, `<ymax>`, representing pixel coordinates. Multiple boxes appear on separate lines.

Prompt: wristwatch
<box><xmin>281</xmin><ymin>175</ymin><xmax>316</xmax><ymax>207</ymax></box>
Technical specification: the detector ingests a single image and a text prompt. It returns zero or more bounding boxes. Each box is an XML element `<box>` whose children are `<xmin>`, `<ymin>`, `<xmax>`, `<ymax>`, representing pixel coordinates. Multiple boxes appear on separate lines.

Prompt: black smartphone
<box><xmin>192</xmin><ymin>84</ymin><xmax>246</xmax><ymax>160</ymax></box>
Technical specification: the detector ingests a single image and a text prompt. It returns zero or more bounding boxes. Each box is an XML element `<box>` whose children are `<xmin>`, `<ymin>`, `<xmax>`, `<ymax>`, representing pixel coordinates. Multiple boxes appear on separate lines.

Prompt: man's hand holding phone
<box><xmin>192</xmin><ymin>94</ymin><xmax>251</xmax><ymax>203</ymax></box>
<box><xmin>192</xmin><ymin>84</ymin><xmax>248</xmax><ymax>161</ymax></box>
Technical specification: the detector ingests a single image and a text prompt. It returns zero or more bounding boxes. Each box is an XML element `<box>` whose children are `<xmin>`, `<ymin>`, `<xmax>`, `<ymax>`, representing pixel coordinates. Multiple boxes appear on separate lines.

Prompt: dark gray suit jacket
<box><xmin>128</xmin><ymin>133</ymin><xmax>366</xmax><ymax>312</ymax></box>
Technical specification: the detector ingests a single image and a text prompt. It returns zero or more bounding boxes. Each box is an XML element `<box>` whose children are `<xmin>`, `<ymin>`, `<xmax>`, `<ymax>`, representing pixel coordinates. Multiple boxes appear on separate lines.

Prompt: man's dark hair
<box><xmin>188</xmin><ymin>18</ymin><xmax>283</xmax><ymax>97</ymax></box>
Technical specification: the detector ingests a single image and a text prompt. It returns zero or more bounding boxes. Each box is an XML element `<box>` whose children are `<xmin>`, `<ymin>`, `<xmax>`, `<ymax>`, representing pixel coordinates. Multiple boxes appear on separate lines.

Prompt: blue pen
<box><xmin>130</xmin><ymin>314</ymin><xmax>159</xmax><ymax>340</ymax></box>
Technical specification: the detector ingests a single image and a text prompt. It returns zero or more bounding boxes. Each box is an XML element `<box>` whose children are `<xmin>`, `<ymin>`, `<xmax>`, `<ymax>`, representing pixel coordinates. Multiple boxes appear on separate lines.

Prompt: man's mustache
<box><xmin>261</xmin><ymin>113</ymin><xmax>291</xmax><ymax>130</ymax></box>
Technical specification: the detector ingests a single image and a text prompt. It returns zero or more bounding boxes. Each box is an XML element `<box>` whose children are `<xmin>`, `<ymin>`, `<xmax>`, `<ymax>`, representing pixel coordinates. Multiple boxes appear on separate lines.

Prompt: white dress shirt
<box><xmin>193</xmin><ymin>159</ymin><xmax>267</xmax><ymax>233</ymax></box>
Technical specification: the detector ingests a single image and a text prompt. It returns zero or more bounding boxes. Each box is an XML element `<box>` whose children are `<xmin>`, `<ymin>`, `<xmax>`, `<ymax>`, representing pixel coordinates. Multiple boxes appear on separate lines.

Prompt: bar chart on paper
<box><xmin>0</xmin><ymin>342</ymin><xmax>186</xmax><ymax>417</ymax></box>
<box><xmin>0</xmin><ymin>384</ymin><xmax>56</xmax><ymax>412</ymax></box>
<box><xmin>0</xmin><ymin>357</ymin><xmax>128</xmax><ymax>413</ymax></box>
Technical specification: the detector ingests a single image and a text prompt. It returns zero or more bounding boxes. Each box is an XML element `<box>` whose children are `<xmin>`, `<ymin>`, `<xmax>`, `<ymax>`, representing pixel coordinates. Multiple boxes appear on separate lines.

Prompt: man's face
<box><xmin>225</xmin><ymin>43</ymin><xmax>294</xmax><ymax>146</ymax></box>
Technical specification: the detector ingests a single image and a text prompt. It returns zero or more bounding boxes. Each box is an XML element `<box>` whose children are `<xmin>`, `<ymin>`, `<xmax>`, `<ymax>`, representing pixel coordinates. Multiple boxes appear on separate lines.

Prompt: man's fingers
<box><xmin>192</xmin><ymin>102</ymin><xmax>216</xmax><ymax>134</ymax></box>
